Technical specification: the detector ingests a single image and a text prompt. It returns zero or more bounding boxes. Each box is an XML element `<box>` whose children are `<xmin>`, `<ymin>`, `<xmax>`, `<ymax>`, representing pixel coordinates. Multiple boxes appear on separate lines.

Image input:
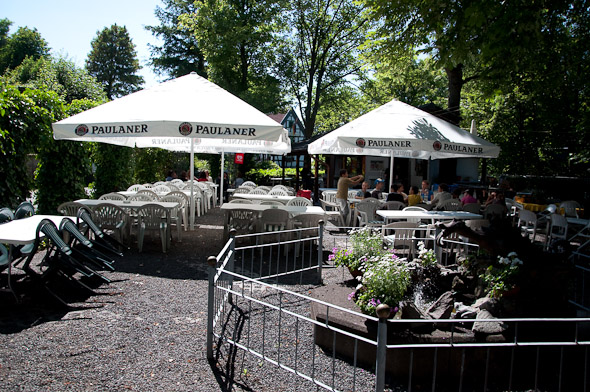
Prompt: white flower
<box><xmin>507</xmin><ymin>251</ymin><xmax>518</xmax><ymax>258</ymax></box>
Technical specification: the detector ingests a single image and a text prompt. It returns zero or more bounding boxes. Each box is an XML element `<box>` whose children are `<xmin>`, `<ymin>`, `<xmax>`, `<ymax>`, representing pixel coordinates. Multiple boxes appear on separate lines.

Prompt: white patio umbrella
<box><xmin>52</xmin><ymin>72</ymin><xmax>290</xmax><ymax>228</ymax></box>
<box><xmin>308</xmin><ymin>99</ymin><xmax>500</xmax><ymax>184</ymax></box>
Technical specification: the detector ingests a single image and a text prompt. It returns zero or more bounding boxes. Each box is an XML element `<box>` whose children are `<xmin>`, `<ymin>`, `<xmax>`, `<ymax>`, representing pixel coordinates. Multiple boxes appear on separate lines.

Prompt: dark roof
<box><xmin>267</xmin><ymin>113</ymin><xmax>286</xmax><ymax>123</ymax></box>
<box><xmin>289</xmin><ymin>132</ymin><xmax>326</xmax><ymax>155</ymax></box>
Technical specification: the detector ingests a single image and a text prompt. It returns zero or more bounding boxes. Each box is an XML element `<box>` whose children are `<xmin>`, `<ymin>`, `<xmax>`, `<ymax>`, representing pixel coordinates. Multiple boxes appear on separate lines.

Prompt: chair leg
<box><xmin>138</xmin><ymin>227</ymin><xmax>144</xmax><ymax>252</ymax></box>
<box><xmin>160</xmin><ymin>226</ymin><xmax>168</xmax><ymax>253</ymax></box>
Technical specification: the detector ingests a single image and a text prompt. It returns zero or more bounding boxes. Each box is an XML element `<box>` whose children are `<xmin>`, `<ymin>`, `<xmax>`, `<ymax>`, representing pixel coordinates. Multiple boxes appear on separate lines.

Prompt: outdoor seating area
<box><xmin>0</xmin><ymin>202</ymin><xmax>124</xmax><ymax>306</ymax></box>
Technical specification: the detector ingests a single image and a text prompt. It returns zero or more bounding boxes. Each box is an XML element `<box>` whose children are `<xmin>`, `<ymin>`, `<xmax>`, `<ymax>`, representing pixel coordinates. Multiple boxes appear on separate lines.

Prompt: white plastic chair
<box><xmin>268</xmin><ymin>188</ymin><xmax>289</xmax><ymax>196</ymax></box>
<box><xmin>437</xmin><ymin>198</ymin><xmax>462</xmax><ymax>211</ymax></box>
<box><xmin>126</xmin><ymin>184</ymin><xmax>146</xmax><ymax>192</ymax></box>
<box><xmin>287</xmin><ymin>197</ymin><xmax>312</xmax><ymax>206</ymax></box>
<box><xmin>249</xmin><ymin>188</ymin><xmax>269</xmax><ymax>195</ymax></box>
<box><xmin>560</xmin><ymin>200</ymin><xmax>581</xmax><ymax>218</ymax></box>
<box><xmin>483</xmin><ymin>203</ymin><xmax>507</xmax><ymax>220</ymax></box>
<box><xmin>137</xmin><ymin>189</ymin><xmax>159</xmax><ymax>200</ymax></box>
<box><xmin>153</xmin><ymin>185</ymin><xmax>171</xmax><ymax>194</ymax></box>
<box><xmin>99</xmin><ymin>193</ymin><xmax>127</xmax><ymax>201</ymax></box>
<box><xmin>137</xmin><ymin>204</ymin><xmax>169</xmax><ymax>253</ymax></box>
<box><xmin>242</xmin><ymin>181</ymin><xmax>257</xmax><ymax>188</ymax></box>
<box><xmin>382</xmin><ymin>201</ymin><xmax>405</xmax><ymax>210</ymax></box>
<box><xmin>545</xmin><ymin>213</ymin><xmax>568</xmax><ymax>249</ymax></box>
<box><xmin>259</xmin><ymin>208</ymin><xmax>292</xmax><ymax>253</ymax></box>
<box><xmin>159</xmin><ymin>194</ymin><xmax>184</xmax><ymax>241</ymax></box>
<box><xmin>462</xmin><ymin>202</ymin><xmax>482</xmax><ymax>214</ymax></box>
<box><xmin>167</xmin><ymin>191</ymin><xmax>194</xmax><ymax>226</ymax></box>
<box><xmin>517</xmin><ymin>209</ymin><xmax>538</xmax><ymax>242</ymax></box>
<box><xmin>381</xmin><ymin>221</ymin><xmax>419</xmax><ymax>258</ymax></box>
<box><xmin>355</xmin><ymin>199</ymin><xmax>382</xmax><ymax>227</ymax></box>
<box><xmin>228</xmin><ymin>199</ymin><xmax>253</xmax><ymax>204</ymax></box>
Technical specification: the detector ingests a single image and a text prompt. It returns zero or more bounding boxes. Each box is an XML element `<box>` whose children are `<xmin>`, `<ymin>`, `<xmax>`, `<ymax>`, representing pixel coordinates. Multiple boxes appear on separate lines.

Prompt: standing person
<box><xmin>300</xmin><ymin>164</ymin><xmax>313</xmax><ymax>190</ymax></box>
<box><xmin>336</xmin><ymin>169</ymin><xmax>363</xmax><ymax>225</ymax></box>
<box><xmin>355</xmin><ymin>181</ymin><xmax>370</xmax><ymax>199</ymax></box>
<box><xmin>420</xmin><ymin>180</ymin><xmax>433</xmax><ymax>202</ymax></box>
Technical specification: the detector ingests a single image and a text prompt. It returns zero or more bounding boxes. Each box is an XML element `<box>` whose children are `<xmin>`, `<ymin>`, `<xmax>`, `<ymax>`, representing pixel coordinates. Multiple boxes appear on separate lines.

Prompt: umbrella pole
<box><xmin>190</xmin><ymin>139</ymin><xmax>195</xmax><ymax>230</ymax></box>
<box><xmin>220</xmin><ymin>151</ymin><xmax>225</xmax><ymax>206</ymax></box>
<box><xmin>389</xmin><ymin>151</ymin><xmax>394</xmax><ymax>191</ymax></box>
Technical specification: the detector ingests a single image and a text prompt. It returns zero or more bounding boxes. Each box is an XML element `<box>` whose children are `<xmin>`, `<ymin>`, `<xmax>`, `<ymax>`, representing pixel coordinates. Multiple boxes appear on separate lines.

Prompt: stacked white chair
<box><xmin>268</xmin><ymin>188</ymin><xmax>289</xmax><ymax>196</ymax></box>
<box><xmin>286</xmin><ymin>197</ymin><xmax>312</xmax><ymax>206</ymax></box>
<box><xmin>127</xmin><ymin>184</ymin><xmax>146</xmax><ymax>192</ymax></box>
<box><xmin>153</xmin><ymin>184</ymin><xmax>171</xmax><ymax>194</ymax></box>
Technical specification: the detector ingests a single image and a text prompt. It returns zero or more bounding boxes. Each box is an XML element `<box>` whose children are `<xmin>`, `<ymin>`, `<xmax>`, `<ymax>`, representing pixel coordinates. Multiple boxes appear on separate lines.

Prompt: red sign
<box><xmin>234</xmin><ymin>153</ymin><xmax>244</xmax><ymax>164</ymax></box>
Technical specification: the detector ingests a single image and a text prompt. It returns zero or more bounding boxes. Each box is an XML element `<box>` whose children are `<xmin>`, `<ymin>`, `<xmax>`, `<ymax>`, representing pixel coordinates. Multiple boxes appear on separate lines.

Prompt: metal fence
<box><xmin>207</xmin><ymin>223</ymin><xmax>590</xmax><ymax>392</ymax></box>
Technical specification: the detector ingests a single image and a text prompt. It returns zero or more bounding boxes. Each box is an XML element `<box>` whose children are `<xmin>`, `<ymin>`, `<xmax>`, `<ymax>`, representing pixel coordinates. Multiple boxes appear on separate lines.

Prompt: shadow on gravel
<box><xmin>210</xmin><ymin>305</ymin><xmax>254</xmax><ymax>392</ymax></box>
<box><xmin>111</xmin><ymin>208</ymin><xmax>226</xmax><ymax>280</ymax></box>
<box><xmin>0</xmin><ymin>274</ymin><xmax>111</xmax><ymax>334</ymax></box>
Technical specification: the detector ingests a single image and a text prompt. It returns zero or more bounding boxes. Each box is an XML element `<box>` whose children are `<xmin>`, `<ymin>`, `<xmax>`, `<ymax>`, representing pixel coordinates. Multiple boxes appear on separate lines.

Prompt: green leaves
<box><xmin>86</xmin><ymin>24</ymin><xmax>144</xmax><ymax>100</ymax></box>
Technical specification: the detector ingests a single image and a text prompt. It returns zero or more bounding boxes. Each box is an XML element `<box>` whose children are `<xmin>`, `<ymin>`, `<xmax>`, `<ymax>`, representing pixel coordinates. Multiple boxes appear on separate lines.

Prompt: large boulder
<box><xmin>427</xmin><ymin>291</ymin><xmax>454</xmax><ymax>320</ymax></box>
<box><xmin>472</xmin><ymin>309</ymin><xmax>507</xmax><ymax>334</ymax></box>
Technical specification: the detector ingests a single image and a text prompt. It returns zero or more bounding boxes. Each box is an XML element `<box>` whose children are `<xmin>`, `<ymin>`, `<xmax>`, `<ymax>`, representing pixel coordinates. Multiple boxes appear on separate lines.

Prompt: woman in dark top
<box><xmin>386</xmin><ymin>184</ymin><xmax>404</xmax><ymax>202</ymax></box>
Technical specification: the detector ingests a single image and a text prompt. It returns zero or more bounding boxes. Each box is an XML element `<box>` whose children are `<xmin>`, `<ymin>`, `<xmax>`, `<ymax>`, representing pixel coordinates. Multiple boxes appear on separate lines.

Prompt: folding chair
<box><xmin>23</xmin><ymin>219</ymin><xmax>99</xmax><ymax>305</ymax></box>
<box><xmin>60</xmin><ymin>218</ymin><xmax>116</xmax><ymax>273</ymax></box>
<box><xmin>76</xmin><ymin>208</ymin><xmax>126</xmax><ymax>256</ymax></box>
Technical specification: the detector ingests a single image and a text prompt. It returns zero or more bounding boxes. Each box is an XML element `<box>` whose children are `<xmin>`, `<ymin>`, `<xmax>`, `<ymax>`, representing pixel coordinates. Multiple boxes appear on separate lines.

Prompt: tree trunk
<box><xmin>445</xmin><ymin>64</ymin><xmax>463</xmax><ymax>126</ymax></box>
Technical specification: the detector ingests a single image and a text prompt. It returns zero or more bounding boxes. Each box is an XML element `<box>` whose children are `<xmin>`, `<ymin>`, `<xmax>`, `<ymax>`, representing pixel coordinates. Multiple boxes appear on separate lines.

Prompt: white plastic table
<box><xmin>0</xmin><ymin>215</ymin><xmax>75</xmax><ymax>300</ymax></box>
<box><xmin>376</xmin><ymin>210</ymin><xmax>483</xmax><ymax>224</ymax></box>
<box><xmin>229</xmin><ymin>194</ymin><xmax>296</xmax><ymax>205</ymax></box>
<box><xmin>220</xmin><ymin>204</ymin><xmax>325</xmax><ymax>238</ymax></box>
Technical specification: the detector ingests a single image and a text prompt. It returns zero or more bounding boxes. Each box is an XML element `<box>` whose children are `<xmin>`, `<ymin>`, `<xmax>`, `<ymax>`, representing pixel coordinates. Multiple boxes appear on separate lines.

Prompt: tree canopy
<box><xmin>146</xmin><ymin>0</ymin><xmax>207</xmax><ymax>79</ymax></box>
<box><xmin>179</xmin><ymin>0</ymin><xmax>286</xmax><ymax>112</ymax></box>
<box><xmin>0</xmin><ymin>19</ymin><xmax>50</xmax><ymax>74</ymax></box>
<box><xmin>86</xmin><ymin>24</ymin><xmax>144</xmax><ymax>99</ymax></box>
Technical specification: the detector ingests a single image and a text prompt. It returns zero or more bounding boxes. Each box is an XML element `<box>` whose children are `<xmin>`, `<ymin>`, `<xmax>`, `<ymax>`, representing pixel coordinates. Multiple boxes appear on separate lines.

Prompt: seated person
<box><xmin>397</xmin><ymin>183</ymin><xmax>408</xmax><ymax>203</ymax></box>
<box><xmin>234</xmin><ymin>172</ymin><xmax>244</xmax><ymax>188</ymax></box>
<box><xmin>461</xmin><ymin>189</ymin><xmax>478</xmax><ymax>205</ymax></box>
<box><xmin>407</xmin><ymin>186</ymin><xmax>422</xmax><ymax>206</ymax></box>
<box><xmin>431</xmin><ymin>183</ymin><xmax>451</xmax><ymax>209</ymax></box>
<box><xmin>386</xmin><ymin>183</ymin><xmax>404</xmax><ymax>203</ymax></box>
<box><xmin>420</xmin><ymin>180</ymin><xmax>433</xmax><ymax>202</ymax></box>
<box><xmin>355</xmin><ymin>181</ymin><xmax>370</xmax><ymax>199</ymax></box>
<box><xmin>371</xmin><ymin>179</ymin><xmax>385</xmax><ymax>199</ymax></box>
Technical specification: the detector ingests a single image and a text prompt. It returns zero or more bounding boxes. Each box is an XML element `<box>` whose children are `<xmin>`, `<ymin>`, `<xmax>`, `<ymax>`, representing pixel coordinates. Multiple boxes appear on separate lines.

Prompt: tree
<box><xmin>0</xmin><ymin>85</ymin><xmax>94</xmax><ymax>211</ymax></box>
<box><xmin>86</xmin><ymin>24</ymin><xmax>144</xmax><ymax>99</ymax></box>
<box><xmin>361</xmin><ymin>0</ymin><xmax>564</xmax><ymax>124</ymax></box>
<box><xmin>146</xmin><ymin>0</ymin><xmax>207</xmax><ymax>79</ymax></box>
<box><xmin>275</xmin><ymin>0</ymin><xmax>370</xmax><ymax>139</ymax></box>
<box><xmin>0</xmin><ymin>19</ymin><xmax>50</xmax><ymax>73</ymax></box>
<box><xmin>5</xmin><ymin>56</ymin><xmax>106</xmax><ymax>103</ymax></box>
<box><xmin>180</xmin><ymin>0</ymin><xmax>286</xmax><ymax>112</ymax></box>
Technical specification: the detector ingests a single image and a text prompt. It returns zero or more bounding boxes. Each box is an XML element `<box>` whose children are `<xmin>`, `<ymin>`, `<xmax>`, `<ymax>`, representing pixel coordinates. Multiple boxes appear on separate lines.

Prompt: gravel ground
<box><xmin>0</xmin><ymin>208</ymin><xmax>379</xmax><ymax>392</ymax></box>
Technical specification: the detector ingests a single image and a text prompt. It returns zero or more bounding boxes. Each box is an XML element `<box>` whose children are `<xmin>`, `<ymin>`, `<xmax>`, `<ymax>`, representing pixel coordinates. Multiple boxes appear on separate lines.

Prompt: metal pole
<box><xmin>206</xmin><ymin>255</ymin><xmax>217</xmax><ymax>360</ymax></box>
<box><xmin>317</xmin><ymin>220</ymin><xmax>324</xmax><ymax>284</ymax></box>
<box><xmin>375</xmin><ymin>304</ymin><xmax>390</xmax><ymax>392</ymax></box>
<box><xmin>220</xmin><ymin>151</ymin><xmax>225</xmax><ymax>206</ymax></box>
<box><xmin>190</xmin><ymin>139</ymin><xmax>195</xmax><ymax>230</ymax></box>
